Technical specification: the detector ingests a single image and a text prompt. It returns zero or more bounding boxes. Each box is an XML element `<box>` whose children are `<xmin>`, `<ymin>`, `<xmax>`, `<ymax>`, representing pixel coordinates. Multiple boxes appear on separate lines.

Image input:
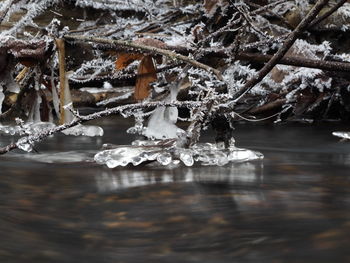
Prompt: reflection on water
<box><xmin>95</xmin><ymin>162</ymin><xmax>264</xmax><ymax>192</ymax></box>
<box><xmin>7</xmin><ymin>151</ymin><xmax>96</xmax><ymax>163</ymax></box>
<box><xmin>1</xmin><ymin>117</ymin><xmax>350</xmax><ymax>263</ymax></box>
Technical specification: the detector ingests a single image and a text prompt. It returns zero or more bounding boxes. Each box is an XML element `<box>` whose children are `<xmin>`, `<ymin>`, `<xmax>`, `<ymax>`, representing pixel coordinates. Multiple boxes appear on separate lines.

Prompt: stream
<box><xmin>1</xmin><ymin>116</ymin><xmax>350</xmax><ymax>262</ymax></box>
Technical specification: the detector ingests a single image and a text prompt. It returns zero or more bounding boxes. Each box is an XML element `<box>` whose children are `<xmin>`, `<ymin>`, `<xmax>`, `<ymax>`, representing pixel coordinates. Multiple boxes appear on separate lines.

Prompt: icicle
<box><xmin>34</xmin><ymin>93</ymin><xmax>42</xmax><ymax>123</ymax></box>
<box><xmin>27</xmin><ymin>91</ymin><xmax>42</xmax><ymax>123</ymax></box>
<box><xmin>0</xmin><ymin>86</ymin><xmax>4</xmax><ymax>115</ymax></box>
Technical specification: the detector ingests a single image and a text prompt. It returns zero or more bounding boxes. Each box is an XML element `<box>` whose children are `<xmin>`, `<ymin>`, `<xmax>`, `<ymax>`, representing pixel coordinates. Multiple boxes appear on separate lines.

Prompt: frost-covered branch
<box><xmin>64</xmin><ymin>34</ymin><xmax>223</xmax><ymax>80</ymax></box>
<box><xmin>0</xmin><ymin>100</ymin><xmax>202</xmax><ymax>155</ymax></box>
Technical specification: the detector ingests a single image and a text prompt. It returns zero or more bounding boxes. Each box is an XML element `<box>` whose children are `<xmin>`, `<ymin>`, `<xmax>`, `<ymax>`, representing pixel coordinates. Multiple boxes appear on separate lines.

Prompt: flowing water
<box><xmin>1</xmin><ymin>116</ymin><xmax>350</xmax><ymax>263</ymax></box>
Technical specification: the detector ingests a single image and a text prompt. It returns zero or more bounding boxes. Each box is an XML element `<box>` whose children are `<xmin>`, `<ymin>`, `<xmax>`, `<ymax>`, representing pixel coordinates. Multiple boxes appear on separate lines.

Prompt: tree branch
<box><xmin>235</xmin><ymin>52</ymin><xmax>350</xmax><ymax>72</ymax></box>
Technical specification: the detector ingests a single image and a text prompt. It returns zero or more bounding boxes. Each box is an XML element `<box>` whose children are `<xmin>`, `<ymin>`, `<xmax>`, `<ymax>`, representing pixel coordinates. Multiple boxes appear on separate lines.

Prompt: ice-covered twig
<box><xmin>64</xmin><ymin>35</ymin><xmax>223</xmax><ymax>81</ymax></box>
<box><xmin>0</xmin><ymin>100</ymin><xmax>203</xmax><ymax>155</ymax></box>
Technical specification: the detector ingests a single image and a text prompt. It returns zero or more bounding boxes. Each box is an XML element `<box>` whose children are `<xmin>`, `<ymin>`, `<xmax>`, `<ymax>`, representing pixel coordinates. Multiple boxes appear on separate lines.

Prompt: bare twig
<box><xmin>64</xmin><ymin>35</ymin><xmax>223</xmax><ymax>80</ymax></box>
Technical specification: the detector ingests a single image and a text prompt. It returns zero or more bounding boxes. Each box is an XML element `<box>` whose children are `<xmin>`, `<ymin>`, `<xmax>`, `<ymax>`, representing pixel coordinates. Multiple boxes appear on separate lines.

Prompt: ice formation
<box><xmin>143</xmin><ymin>84</ymin><xmax>184</xmax><ymax>139</ymax></box>
<box><xmin>142</xmin><ymin>106</ymin><xmax>183</xmax><ymax>139</ymax></box>
<box><xmin>62</xmin><ymin>124</ymin><xmax>104</xmax><ymax>137</ymax></box>
<box><xmin>94</xmin><ymin>138</ymin><xmax>263</xmax><ymax>168</ymax></box>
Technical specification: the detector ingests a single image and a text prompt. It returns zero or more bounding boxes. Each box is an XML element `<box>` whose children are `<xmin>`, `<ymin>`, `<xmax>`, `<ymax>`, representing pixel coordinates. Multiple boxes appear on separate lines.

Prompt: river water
<box><xmin>0</xmin><ymin>116</ymin><xmax>350</xmax><ymax>263</ymax></box>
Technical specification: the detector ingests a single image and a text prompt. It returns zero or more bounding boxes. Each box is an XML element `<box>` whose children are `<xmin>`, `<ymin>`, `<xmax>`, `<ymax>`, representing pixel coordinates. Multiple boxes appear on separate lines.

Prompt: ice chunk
<box><xmin>62</xmin><ymin>124</ymin><xmax>104</xmax><ymax>137</ymax></box>
<box><xmin>179</xmin><ymin>150</ymin><xmax>194</xmax><ymax>166</ymax></box>
<box><xmin>16</xmin><ymin>137</ymin><xmax>33</xmax><ymax>152</ymax></box>
<box><xmin>227</xmin><ymin>147</ymin><xmax>264</xmax><ymax>162</ymax></box>
<box><xmin>332</xmin><ymin>131</ymin><xmax>350</xmax><ymax>140</ymax></box>
<box><xmin>94</xmin><ymin>146</ymin><xmax>163</xmax><ymax>168</ymax></box>
<box><xmin>157</xmin><ymin>152</ymin><xmax>172</xmax><ymax>165</ymax></box>
<box><xmin>95</xmin><ymin>139</ymin><xmax>263</xmax><ymax>168</ymax></box>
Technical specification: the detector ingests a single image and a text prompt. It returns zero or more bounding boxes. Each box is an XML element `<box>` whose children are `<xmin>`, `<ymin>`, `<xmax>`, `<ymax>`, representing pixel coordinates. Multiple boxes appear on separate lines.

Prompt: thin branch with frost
<box><xmin>235</xmin><ymin>52</ymin><xmax>350</xmax><ymax>72</ymax></box>
<box><xmin>64</xmin><ymin>35</ymin><xmax>223</xmax><ymax>81</ymax></box>
<box><xmin>0</xmin><ymin>100</ymin><xmax>203</xmax><ymax>155</ymax></box>
<box><xmin>1</xmin><ymin>0</ymin><xmax>61</xmax><ymax>37</ymax></box>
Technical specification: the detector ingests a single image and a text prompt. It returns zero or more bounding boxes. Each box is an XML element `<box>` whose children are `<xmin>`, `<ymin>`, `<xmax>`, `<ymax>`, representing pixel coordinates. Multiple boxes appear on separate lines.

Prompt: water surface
<box><xmin>1</xmin><ymin>117</ymin><xmax>350</xmax><ymax>263</ymax></box>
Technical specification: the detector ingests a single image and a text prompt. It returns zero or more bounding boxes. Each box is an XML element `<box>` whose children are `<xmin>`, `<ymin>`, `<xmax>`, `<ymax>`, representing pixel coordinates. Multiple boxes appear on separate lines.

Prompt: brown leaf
<box><xmin>115</xmin><ymin>52</ymin><xmax>144</xmax><ymax>70</ymax></box>
<box><xmin>135</xmin><ymin>55</ymin><xmax>157</xmax><ymax>100</ymax></box>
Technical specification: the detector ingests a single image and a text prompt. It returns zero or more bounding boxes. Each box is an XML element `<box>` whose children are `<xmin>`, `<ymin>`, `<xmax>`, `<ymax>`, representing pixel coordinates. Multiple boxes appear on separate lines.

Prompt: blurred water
<box><xmin>1</xmin><ymin>116</ymin><xmax>350</xmax><ymax>263</ymax></box>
